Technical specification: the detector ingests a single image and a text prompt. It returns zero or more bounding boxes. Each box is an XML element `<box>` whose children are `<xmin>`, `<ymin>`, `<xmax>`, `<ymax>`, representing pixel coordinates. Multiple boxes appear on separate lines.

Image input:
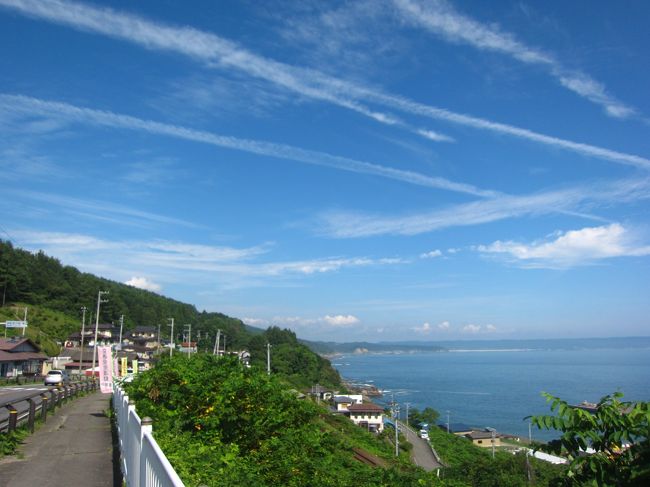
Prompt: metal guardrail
<box><xmin>113</xmin><ymin>383</ymin><xmax>185</xmax><ymax>487</ymax></box>
<box><xmin>0</xmin><ymin>375</ymin><xmax>45</xmax><ymax>387</ymax></box>
<box><xmin>0</xmin><ymin>380</ymin><xmax>97</xmax><ymax>434</ymax></box>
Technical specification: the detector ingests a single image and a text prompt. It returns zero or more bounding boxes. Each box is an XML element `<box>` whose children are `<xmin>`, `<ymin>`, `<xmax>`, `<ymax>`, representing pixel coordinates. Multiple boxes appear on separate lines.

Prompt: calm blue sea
<box><xmin>332</xmin><ymin>337</ymin><xmax>650</xmax><ymax>441</ymax></box>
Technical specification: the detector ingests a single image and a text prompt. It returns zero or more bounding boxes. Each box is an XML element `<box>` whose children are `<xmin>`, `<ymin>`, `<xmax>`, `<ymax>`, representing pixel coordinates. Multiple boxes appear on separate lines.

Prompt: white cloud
<box><xmin>392</xmin><ymin>0</ymin><xmax>635</xmax><ymax>119</ymax></box>
<box><xmin>12</xmin><ymin>230</ymin><xmax>404</xmax><ymax>290</ymax></box>
<box><xmin>437</xmin><ymin>320</ymin><xmax>450</xmax><ymax>330</ymax></box>
<box><xmin>412</xmin><ymin>322</ymin><xmax>432</xmax><ymax>334</ymax></box>
<box><xmin>242</xmin><ymin>317</ymin><xmax>268</xmax><ymax>327</ymax></box>
<box><xmin>322</xmin><ymin>314</ymin><xmax>360</xmax><ymax>327</ymax></box>
<box><xmin>1</xmin><ymin>1</ymin><xmax>648</xmax><ymax>167</ymax></box>
<box><xmin>420</xmin><ymin>249</ymin><xmax>442</xmax><ymax>259</ymax></box>
<box><xmin>416</xmin><ymin>129</ymin><xmax>455</xmax><ymax>143</ymax></box>
<box><xmin>485</xmin><ymin>324</ymin><xmax>497</xmax><ymax>333</ymax></box>
<box><xmin>477</xmin><ymin>223</ymin><xmax>650</xmax><ymax>268</ymax></box>
<box><xmin>462</xmin><ymin>324</ymin><xmax>481</xmax><ymax>333</ymax></box>
<box><xmin>125</xmin><ymin>276</ymin><xmax>162</xmax><ymax>292</ymax></box>
<box><xmin>244</xmin><ymin>314</ymin><xmax>360</xmax><ymax>329</ymax></box>
<box><xmin>318</xmin><ymin>178</ymin><xmax>650</xmax><ymax>238</ymax></box>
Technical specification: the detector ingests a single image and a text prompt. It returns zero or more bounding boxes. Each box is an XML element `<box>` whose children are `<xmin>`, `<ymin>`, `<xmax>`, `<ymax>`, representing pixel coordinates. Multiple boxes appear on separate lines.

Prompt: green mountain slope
<box><xmin>0</xmin><ymin>240</ymin><xmax>341</xmax><ymax>388</ymax></box>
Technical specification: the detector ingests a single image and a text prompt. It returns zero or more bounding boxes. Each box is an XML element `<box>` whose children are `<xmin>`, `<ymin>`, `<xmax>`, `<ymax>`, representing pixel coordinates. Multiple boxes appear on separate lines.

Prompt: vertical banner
<box><xmin>121</xmin><ymin>357</ymin><xmax>128</xmax><ymax>377</ymax></box>
<box><xmin>132</xmin><ymin>359</ymin><xmax>139</xmax><ymax>374</ymax></box>
<box><xmin>113</xmin><ymin>358</ymin><xmax>119</xmax><ymax>377</ymax></box>
<box><xmin>98</xmin><ymin>346</ymin><xmax>113</xmax><ymax>393</ymax></box>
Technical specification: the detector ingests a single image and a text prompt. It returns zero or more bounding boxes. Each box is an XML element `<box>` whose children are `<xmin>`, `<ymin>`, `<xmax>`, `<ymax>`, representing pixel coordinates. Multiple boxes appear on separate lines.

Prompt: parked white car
<box><xmin>419</xmin><ymin>429</ymin><xmax>429</xmax><ymax>440</ymax></box>
<box><xmin>44</xmin><ymin>369</ymin><xmax>70</xmax><ymax>386</ymax></box>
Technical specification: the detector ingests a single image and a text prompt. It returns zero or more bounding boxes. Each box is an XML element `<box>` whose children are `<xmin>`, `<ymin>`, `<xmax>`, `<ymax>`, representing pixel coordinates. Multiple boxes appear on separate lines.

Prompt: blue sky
<box><xmin>1</xmin><ymin>0</ymin><xmax>649</xmax><ymax>341</ymax></box>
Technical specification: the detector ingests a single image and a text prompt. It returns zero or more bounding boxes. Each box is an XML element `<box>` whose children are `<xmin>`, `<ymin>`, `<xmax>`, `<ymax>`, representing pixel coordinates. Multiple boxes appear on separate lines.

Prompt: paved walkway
<box><xmin>0</xmin><ymin>391</ymin><xmax>118</xmax><ymax>487</ymax></box>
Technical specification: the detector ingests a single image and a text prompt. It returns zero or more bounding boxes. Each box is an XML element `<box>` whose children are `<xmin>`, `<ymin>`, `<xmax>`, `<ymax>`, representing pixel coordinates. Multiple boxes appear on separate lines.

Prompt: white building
<box><xmin>347</xmin><ymin>403</ymin><xmax>384</xmax><ymax>433</ymax></box>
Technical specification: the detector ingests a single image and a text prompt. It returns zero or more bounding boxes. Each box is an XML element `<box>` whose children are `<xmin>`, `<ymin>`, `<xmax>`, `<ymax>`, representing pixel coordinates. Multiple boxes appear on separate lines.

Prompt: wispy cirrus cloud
<box><xmin>392</xmin><ymin>0</ymin><xmax>635</xmax><ymax>119</ymax></box>
<box><xmin>317</xmin><ymin>178</ymin><xmax>650</xmax><ymax>238</ymax></box>
<box><xmin>4</xmin><ymin>189</ymin><xmax>200</xmax><ymax>229</ymax></box>
<box><xmin>476</xmin><ymin>223</ymin><xmax>650</xmax><ymax>268</ymax></box>
<box><xmin>0</xmin><ymin>94</ymin><xmax>493</xmax><ymax>197</ymax></box>
<box><xmin>1</xmin><ymin>0</ymin><xmax>648</xmax><ymax>168</ymax></box>
<box><xmin>11</xmin><ymin>230</ymin><xmax>405</xmax><ymax>285</ymax></box>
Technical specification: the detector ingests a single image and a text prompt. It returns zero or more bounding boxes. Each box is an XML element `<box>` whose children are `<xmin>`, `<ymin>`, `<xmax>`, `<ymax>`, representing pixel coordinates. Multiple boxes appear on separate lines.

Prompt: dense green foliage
<box><xmin>530</xmin><ymin>392</ymin><xmax>650</xmax><ymax>486</ymax></box>
<box><xmin>0</xmin><ymin>428</ymin><xmax>29</xmax><ymax>456</ymax></box>
<box><xmin>408</xmin><ymin>407</ymin><xmax>441</xmax><ymax>430</ymax></box>
<box><xmin>404</xmin><ymin>424</ymin><xmax>564</xmax><ymax>486</ymax></box>
<box><xmin>125</xmin><ymin>354</ymin><xmax>438</xmax><ymax>486</ymax></box>
<box><xmin>0</xmin><ymin>241</ymin><xmax>341</xmax><ymax>389</ymax></box>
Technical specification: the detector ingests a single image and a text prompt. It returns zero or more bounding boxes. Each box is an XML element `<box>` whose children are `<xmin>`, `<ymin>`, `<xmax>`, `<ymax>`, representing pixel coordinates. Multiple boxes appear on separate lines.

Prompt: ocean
<box><xmin>331</xmin><ymin>337</ymin><xmax>650</xmax><ymax>441</ymax></box>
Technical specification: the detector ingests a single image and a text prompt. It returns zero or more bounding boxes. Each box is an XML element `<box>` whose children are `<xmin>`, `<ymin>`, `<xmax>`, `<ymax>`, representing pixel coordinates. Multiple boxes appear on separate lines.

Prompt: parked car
<box><xmin>419</xmin><ymin>429</ymin><xmax>429</xmax><ymax>440</ymax></box>
<box><xmin>44</xmin><ymin>369</ymin><xmax>70</xmax><ymax>386</ymax></box>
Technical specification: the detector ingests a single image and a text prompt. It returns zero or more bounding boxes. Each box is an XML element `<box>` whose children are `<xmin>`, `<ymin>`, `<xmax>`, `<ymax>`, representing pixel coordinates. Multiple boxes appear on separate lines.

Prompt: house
<box><xmin>66</xmin><ymin>323</ymin><xmax>121</xmax><ymax>347</ymax></box>
<box><xmin>332</xmin><ymin>394</ymin><xmax>363</xmax><ymax>412</ymax></box>
<box><xmin>347</xmin><ymin>402</ymin><xmax>385</xmax><ymax>433</ymax></box>
<box><xmin>54</xmin><ymin>347</ymin><xmax>95</xmax><ymax>375</ymax></box>
<box><xmin>441</xmin><ymin>423</ymin><xmax>474</xmax><ymax>436</ymax></box>
<box><xmin>0</xmin><ymin>338</ymin><xmax>48</xmax><ymax>377</ymax></box>
<box><xmin>123</xmin><ymin>326</ymin><xmax>158</xmax><ymax>348</ymax></box>
<box><xmin>465</xmin><ymin>430</ymin><xmax>502</xmax><ymax>448</ymax></box>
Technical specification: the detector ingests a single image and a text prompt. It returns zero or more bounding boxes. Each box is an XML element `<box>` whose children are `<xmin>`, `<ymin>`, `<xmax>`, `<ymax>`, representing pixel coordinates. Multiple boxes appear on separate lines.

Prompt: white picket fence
<box><xmin>113</xmin><ymin>383</ymin><xmax>185</xmax><ymax>487</ymax></box>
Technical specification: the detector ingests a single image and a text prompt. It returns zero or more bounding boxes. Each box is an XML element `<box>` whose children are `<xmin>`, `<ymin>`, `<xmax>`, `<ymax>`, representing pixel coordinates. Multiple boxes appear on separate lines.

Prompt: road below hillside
<box><xmin>397</xmin><ymin>420</ymin><xmax>443</xmax><ymax>471</ymax></box>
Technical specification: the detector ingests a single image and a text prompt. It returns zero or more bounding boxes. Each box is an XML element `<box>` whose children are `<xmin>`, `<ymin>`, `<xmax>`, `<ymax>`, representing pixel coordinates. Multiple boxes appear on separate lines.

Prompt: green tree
<box><xmin>530</xmin><ymin>392</ymin><xmax>650</xmax><ymax>486</ymax></box>
<box><xmin>408</xmin><ymin>407</ymin><xmax>440</xmax><ymax>430</ymax></box>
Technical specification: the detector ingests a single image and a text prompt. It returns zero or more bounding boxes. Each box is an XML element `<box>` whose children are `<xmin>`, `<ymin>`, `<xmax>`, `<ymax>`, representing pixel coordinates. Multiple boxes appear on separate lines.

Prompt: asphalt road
<box><xmin>0</xmin><ymin>384</ymin><xmax>50</xmax><ymax>404</ymax></box>
<box><xmin>0</xmin><ymin>384</ymin><xmax>52</xmax><ymax>426</ymax></box>
<box><xmin>397</xmin><ymin>420</ymin><xmax>444</xmax><ymax>471</ymax></box>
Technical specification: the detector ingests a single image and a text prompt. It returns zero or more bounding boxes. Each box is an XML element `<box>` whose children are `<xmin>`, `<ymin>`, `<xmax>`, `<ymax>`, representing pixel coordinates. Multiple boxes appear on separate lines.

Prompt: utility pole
<box><xmin>168</xmin><ymin>318</ymin><xmax>174</xmax><ymax>357</ymax></box>
<box><xmin>526</xmin><ymin>421</ymin><xmax>533</xmax><ymax>482</ymax></box>
<box><xmin>78</xmin><ymin>306</ymin><xmax>87</xmax><ymax>376</ymax></box>
<box><xmin>446</xmin><ymin>410</ymin><xmax>450</xmax><ymax>433</ymax></box>
<box><xmin>392</xmin><ymin>395</ymin><xmax>400</xmax><ymax>457</ymax></box>
<box><xmin>266</xmin><ymin>343</ymin><xmax>271</xmax><ymax>375</ymax></box>
<box><xmin>157</xmin><ymin>324</ymin><xmax>161</xmax><ymax>354</ymax></box>
<box><xmin>491</xmin><ymin>429</ymin><xmax>496</xmax><ymax>459</ymax></box>
<box><xmin>22</xmin><ymin>307</ymin><xmax>27</xmax><ymax>336</ymax></box>
<box><xmin>184</xmin><ymin>324</ymin><xmax>192</xmax><ymax>357</ymax></box>
<box><xmin>213</xmin><ymin>329</ymin><xmax>221</xmax><ymax>355</ymax></box>
<box><xmin>91</xmin><ymin>290</ymin><xmax>109</xmax><ymax>375</ymax></box>
<box><xmin>405</xmin><ymin>402</ymin><xmax>410</xmax><ymax>429</ymax></box>
<box><xmin>118</xmin><ymin>314</ymin><xmax>124</xmax><ymax>347</ymax></box>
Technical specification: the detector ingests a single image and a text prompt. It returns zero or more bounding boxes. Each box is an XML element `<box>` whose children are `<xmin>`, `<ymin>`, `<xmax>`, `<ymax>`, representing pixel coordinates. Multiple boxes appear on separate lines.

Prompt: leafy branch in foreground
<box><xmin>529</xmin><ymin>392</ymin><xmax>650</xmax><ymax>486</ymax></box>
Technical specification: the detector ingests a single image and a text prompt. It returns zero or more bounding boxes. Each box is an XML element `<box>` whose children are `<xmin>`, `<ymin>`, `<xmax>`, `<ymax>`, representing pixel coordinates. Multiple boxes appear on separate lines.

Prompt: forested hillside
<box><xmin>0</xmin><ymin>240</ymin><xmax>341</xmax><ymax>388</ymax></box>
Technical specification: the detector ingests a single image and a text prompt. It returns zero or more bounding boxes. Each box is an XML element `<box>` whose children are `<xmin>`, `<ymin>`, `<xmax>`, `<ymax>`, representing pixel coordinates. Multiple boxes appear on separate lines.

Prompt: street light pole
<box><xmin>118</xmin><ymin>314</ymin><xmax>124</xmax><ymax>346</ymax></box>
<box><xmin>267</xmin><ymin>343</ymin><xmax>271</xmax><ymax>375</ymax></box>
<box><xmin>78</xmin><ymin>306</ymin><xmax>87</xmax><ymax>376</ymax></box>
<box><xmin>184</xmin><ymin>324</ymin><xmax>191</xmax><ymax>357</ymax></box>
<box><xmin>91</xmin><ymin>290</ymin><xmax>109</xmax><ymax>375</ymax></box>
<box><xmin>168</xmin><ymin>318</ymin><xmax>174</xmax><ymax>357</ymax></box>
